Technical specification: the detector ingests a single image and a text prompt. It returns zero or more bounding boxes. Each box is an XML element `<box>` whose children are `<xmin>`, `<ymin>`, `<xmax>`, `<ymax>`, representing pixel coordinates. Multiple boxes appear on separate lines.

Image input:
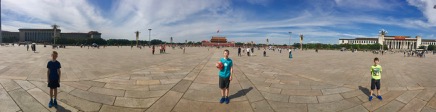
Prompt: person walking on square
<box><xmin>47</xmin><ymin>51</ymin><xmax>61</xmax><ymax>108</ymax></box>
<box><xmin>152</xmin><ymin>45</ymin><xmax>155</xmax><ymax>55</ymax></box>
<box><xmin>216</xmin><ymin>49</ymin><xmax>233</xmax><ymax>104</ymax></box>
<box><xmin>27</xmin><ymin>44</ymin><xmax>29</xmax><ymax>51</ymax></box>
<box><xmin>369</xmin><ymin>57</ymin><xmax>382</xmax><ymax>101</ymax></box>
<box><xmin>238</xmin><ymin>47</ymin><xmax>241</xmax><ymax>57</ymax></box>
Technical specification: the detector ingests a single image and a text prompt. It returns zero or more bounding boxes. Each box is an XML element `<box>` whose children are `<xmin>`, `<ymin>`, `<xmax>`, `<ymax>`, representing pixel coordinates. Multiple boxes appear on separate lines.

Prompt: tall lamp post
<box><xmin>288</xmin><ymin>32</ymin><xmax>292</xmax><ymax>48</ymax></box>
<box><xmin>148</xmin><ymin>29</ymin><xmax>152</xmax><ymax>47</ymax></box>
<box><xmin>135</xmin><ymin>31</ymin><xmax>140</xmax><ymax>47</ymax></box>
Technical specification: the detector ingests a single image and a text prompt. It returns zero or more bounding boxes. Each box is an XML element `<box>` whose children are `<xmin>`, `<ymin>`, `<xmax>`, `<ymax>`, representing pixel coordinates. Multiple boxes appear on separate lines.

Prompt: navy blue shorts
<box><xmin>48</xmin><ymin>80</ymin><xmax>60</xmax><ymax>89</ymax></box>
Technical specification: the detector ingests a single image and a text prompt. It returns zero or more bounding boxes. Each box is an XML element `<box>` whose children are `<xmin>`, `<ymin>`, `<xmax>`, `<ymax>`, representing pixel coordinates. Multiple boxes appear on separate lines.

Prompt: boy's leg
<box><xmin>54</xmin><ymin>88</ymin><xmax>58</xmax><ymax>99</ymax></box>
<box><xmin>50</xmin><ymin>89</ymin><xmax>53</xmax><ymax>98</ymax></box>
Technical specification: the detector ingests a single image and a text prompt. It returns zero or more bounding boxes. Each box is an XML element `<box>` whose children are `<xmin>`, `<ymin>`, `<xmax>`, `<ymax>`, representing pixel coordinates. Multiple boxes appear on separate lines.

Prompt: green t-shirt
<box><xmin>370</xmin><ymin>65</ymin><xmax>382</xmax><ymax>80</ymax></box>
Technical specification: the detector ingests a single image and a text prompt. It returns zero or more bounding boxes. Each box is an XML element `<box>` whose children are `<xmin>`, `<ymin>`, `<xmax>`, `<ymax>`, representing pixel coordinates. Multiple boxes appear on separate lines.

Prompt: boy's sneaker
<box><xmin>369</xmin><ymin>96</ymin><xmax>373</xmax><ymax>101</ymax></box>
<box><xmin>377</xmin><ymin>95</ymin><xmax>383</xmax><ymax>100</ymax></box>
<box><xmin>53</xmin><ymin>99</ymin><xmax>58</xmax><ymax>107</ymax></box>
<box><xmin>48</xmin><ymin>99</ymin><xmax>53</xmax><ymax>108</ymax></box>
<box><xmin>220</xmin><ymin>97</ymin><xmax>225</xmax><ymax>104</ymax></box>
<box><xmin>225</xmin><ymin>98</ymin><xmax>230</xmax><ymax>104</ymax></box>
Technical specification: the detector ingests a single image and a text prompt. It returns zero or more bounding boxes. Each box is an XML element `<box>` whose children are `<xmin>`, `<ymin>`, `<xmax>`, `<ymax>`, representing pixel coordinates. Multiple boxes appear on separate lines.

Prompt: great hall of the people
<box><xmin>339</xmin><ymin>32</ymin><xmax>436</xmax><ymax>50</ymax></box>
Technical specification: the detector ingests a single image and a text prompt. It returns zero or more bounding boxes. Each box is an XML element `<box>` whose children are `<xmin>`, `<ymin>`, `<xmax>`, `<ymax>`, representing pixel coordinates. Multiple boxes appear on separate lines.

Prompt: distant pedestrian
<box><xmin>238</xmin><ymin>47</ymin><xmax>241</xmax><ymax>57</ymax></box>
<box><xmin>27</xmin><ymin>44</ymin><xmax>29</xmax><ymax>51</ymax></box>
<box><xmin>152</xmin><ymin>45</ymin><xmax>155</xmax><ymax>55</ymax></box>
<box><xmin>263</xmin><ymin>50</ymin><xmax>266</xmax><ymax>57</ymax></box>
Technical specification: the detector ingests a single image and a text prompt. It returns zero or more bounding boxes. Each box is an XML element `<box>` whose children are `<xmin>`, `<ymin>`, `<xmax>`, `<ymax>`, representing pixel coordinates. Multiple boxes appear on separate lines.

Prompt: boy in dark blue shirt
<box><xmin>47</xmin><ymin>51</ymin><xmax>61</xmax><ymax>108</ymax></box>
<box><xmin>216</xmin><ymin>49</ymin><xmax>233</xmax><ymax>104</ymax></box>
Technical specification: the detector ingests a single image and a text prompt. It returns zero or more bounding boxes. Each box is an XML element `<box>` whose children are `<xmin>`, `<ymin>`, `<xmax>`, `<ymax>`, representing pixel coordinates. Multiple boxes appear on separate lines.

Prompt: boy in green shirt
<box><xmin>369</xmin><ymin>57</ymin><xmax>382</xmax><ymax>101</ymax></box>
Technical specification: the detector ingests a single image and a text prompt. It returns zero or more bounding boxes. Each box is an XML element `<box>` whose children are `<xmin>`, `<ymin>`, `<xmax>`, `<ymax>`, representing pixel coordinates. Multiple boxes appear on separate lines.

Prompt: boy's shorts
<box><xmin>219</xmin><ymin>77</ymin><xmax>230</xmax><ymax>89</ymax></box>
<box><xmin>370</xmin><ymin>79</ymin><xmax>380</xmax><ymax>90</ymax></box>
<box><xmin>48</xmin><ymin>80</ymin><xmax>60</xmax><ymax>89</ymax></box>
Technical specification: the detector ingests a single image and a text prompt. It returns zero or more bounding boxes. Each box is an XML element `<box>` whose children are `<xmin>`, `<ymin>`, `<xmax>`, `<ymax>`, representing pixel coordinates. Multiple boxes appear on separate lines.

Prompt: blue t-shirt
<box><xmin>47</xmin><ymin>60</ymin><xmax>61</xmax><ymax>80</ymax></box>
<box><xmin>219</xmin><ymin>58</ymin><xmax>232</xmax><ymax>78</ymax></box>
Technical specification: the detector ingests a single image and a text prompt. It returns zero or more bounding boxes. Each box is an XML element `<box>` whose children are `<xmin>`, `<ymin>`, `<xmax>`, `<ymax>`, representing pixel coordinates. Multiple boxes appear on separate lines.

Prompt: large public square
<box><xmin>0</xmin><ymin>45</ymin><xmax>436</xmax><ymax>112</ymax></box>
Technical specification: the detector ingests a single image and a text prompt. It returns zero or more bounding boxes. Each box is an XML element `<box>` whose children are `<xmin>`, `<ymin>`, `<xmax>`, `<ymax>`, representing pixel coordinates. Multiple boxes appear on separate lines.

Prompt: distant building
<box><xmin>202</xmin><ymin>36</ymin><xmax>235</xmax><ymax>47</ymax></box>
<box><xmin>1</xmin><ymin>31</ymin><xmax>20</xmax><ymax>41</ymax></box>
<box><xmin>2</xmin><ymin>28</ymin><xmax>102</xmax><ymax>43</ymax></box>
<box><xmin>339</xmin><ymin>32</ymin><xmax>436</xmax><ymax>50</ymax></box>
<box><xmin>18</xmin><ymin>29</ymin><xmax>61</xmax><ymax>43</ymax></box>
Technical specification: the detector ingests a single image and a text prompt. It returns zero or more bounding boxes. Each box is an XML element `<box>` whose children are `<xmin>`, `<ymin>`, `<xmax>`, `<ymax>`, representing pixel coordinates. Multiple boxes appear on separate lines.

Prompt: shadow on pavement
<box><xmin>229</xmin><ymin>87</ymin><xmax>253</xmax><ymax>100</ymax></box>
<box><xmin>359</xmin><ymin>86</ymin><xmax>370</xmax><ymax>97</ymax></box>
<box><xmin>55</xmin><ymin>104</ymin><xmax>72</xmax><ymax>112</ymax></box>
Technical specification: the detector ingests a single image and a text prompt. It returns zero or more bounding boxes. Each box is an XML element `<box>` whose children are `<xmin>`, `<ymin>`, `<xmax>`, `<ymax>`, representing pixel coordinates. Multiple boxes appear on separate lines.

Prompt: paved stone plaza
<box><xmin>1</xmin><ymin>45</ymin><xmax>436</xmax><ymax>112</ymax></box>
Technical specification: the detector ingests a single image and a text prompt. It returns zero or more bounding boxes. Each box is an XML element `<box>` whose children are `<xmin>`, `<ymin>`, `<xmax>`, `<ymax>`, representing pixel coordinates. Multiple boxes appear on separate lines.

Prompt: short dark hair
<box><xmin>374</xmin><ymin>57</ymin><xmax>379</xmax><ymax>61</ymax></box>
<box><xmin>224</xmin><ymin>49</ymin><xmax>229</xmax><ymax>53</ymax></box>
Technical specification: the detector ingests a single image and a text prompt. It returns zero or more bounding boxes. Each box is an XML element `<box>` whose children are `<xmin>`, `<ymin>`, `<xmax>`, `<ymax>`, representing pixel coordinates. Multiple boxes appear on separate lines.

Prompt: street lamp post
<box><xmin>51</xmin><ymin>24</ymin><xmax>59</xmax><ymax>45</ymax></box>
<box><xmin>288</xmin><ymin>32</ymin><xmax>292</xmax><ymax>48</ymax></box>
<box><xmin>135</xmin><ymin>31</ymin><xmax>140</xmax><ymax>47</ymax></box>
<box><xmin>148</xmin><ymin>29</ymin><xmax>152</xmax><ymax>47</ymax></box>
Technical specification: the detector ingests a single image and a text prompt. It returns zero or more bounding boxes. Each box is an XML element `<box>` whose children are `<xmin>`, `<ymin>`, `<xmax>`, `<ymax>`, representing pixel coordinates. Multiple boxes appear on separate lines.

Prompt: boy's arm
<box><xmin>58</xmin><ymin>69</ymin><xmax>61</xmax><ymax>82</ymax></box>
<box><xmin>47</xmin><ymin>69</ymin><xmax>50</xmax><ymax>82</ymax></box>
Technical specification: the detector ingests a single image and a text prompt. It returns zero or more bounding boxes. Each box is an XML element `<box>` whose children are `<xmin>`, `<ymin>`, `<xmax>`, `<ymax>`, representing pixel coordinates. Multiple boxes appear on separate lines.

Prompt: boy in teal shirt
<box><xmin>369</xmin><ymin>57</ymin><xmax>382</xmax><ymax>101</ymax></box>
<box><xmin>216</xmin><ymin>49</ymin><xmax>233</xmax><ymax>104</ymax></box>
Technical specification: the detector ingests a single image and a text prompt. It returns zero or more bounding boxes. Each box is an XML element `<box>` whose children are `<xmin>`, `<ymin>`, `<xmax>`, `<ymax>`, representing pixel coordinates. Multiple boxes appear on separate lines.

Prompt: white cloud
<box><xmin>407</xmin><ymin>0</ymin><xmax>436</xmax><ymax>25</ymax></box>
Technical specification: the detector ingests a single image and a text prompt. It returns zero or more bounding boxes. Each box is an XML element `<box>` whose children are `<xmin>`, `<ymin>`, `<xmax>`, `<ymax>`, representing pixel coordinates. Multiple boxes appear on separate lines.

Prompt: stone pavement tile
<box><xmin>104</xmin><ymin>83</ymin><xmax>149</xmax><ymax>91</ymax></box>
<box><xmin>281</xmin><ymin>89</ymin><xmax>322</xmax><ymax>96</ymax></box>
<box><xmin>183</xmin><ymin>71</ymin><xmax>199</xmax><ymax>81</ymax></box>
<box><xmin>14</xmin><ymin>80</ymin><xmax>36</xmax><ymax>91</ymax></box>
<box><xmin>421</xmin><ymin>106</ymin><xmax>436</xmax><ymax>112</ymax></box>
<box><xmin>270</xmin><ymin>83</ymin><xmax>311</xmax><ymax>90</ymax></box>
<box><xmin>260</xmin><ymin>91</ymin><xmax>289</xmax><ymax>102</ymax></box>
<box><xmin>130</xmin><ymin>76</ymin><xmax>152</xmax><ymax>80</ymax></box>
<box><xmin>340</xmin><ymin>90</ymin><xmax>365</xmax><ymax>99</ymax></box>
<box><xmin>407</xmin><ymin>86</ymin><xmax>425</xmax><ymax>90</ymax></box>
<box><xmin>29</xmin><ymin>81</ymin><xmax>51</xmax><ymax>94</ymax></box>
<box><xmin>321</xmin><ymin>87</ymin><xmax>354</xmax><ymax>95</ymax></box>
<box><xmin>88</xmin><ymin>86</ymin><xmax>125</xmax><ymax>96</ymax></box>
<box><xmin>373</xmin><ymin>100</ymin><xmax>405</xmax><ymax>112</ymax></box>
<box><xmin>9</xmin><ymin>88</ymin><xmax>49</xmax><ymax>112</ymax></box>
<box><xmin>159</xmin><ymin>78</ymin><xmax>181</xmax><ymax>85</ymax></box>
<box><xmin>257</xmin><ymin>86</ymin><xmax>281</xmax><ymax>94</ymax></box>
<box><xmin>341</xmin><ymin>105</ymin><xmax>368</xmax><ymax>112</ymax></box>
<box><xmin>151</xmin><ymin>76</ymin><xmax>168</xmax><ymax>80</ymax></box>
<box><xmin>189</xmin><ymin>82</ymin><xmax>216</xmax><ymax>91</ymax></box>
<box><xmin>59</xmin><ymin>83</ymin><xmax>75</xmax><ymax>93</ymax></box>
<box><xmin>0</xmin><ymin>79</ymin><xmax>21</xmax><ymax>91</ymax></box>
<box><xmin>170</xmin><ymin>79</ymin><xmax>192</xmax><ymax>93</ymax></box>
<box><xmin>96</xmin><ymin>78</ymin><xmax>136</xmax><ymax>85</ymax></box>
<box><xmin>308</xmin><ymin>99</ymin><xmax>358</xmax><ymax>112</ymax></box>
<box><xmin>398</xmin><ymin>98</ymin><xmax>427</xmax><ymax>112</ymax></box>
<box><xmin>239</xmin><ymin>81</ymin><xmax>264</xmax><ymax>102</ymax></box>
<box><xmin>251</xmin><ymin>100</ymin><xmax>274</xmax><ymax>112</ymax></box>
<box><xmin>0</xmin><ymin>88</ymin><xmax>20</xmax><ymax>112</ymax></box>
<box><xmin>172</xmin><ymin>99</ymin><xmax>253</xmax><ymax>112</ymax></box>
<box><xmin>193</xmin><ymin>75</ymin><xmax>218</xmax><ymax>85</ymax></box>
<box><xmin>317</xmin><ymin>94</ymin><xmax>344</xmax><ymax>103</ymax></box>
<box><xmin>78</xmin><ymin>81</ymin><xmax>106</xmax><ymax>88</ymax></box>
<box><xmin>268</xmin><ymin>101</ymin><xmax>307</xmax><ymax>112</ymax></box>
<box><xmin>62</xmin><ymin>82</ymin><xmax>92</xmax><ymax>90</ymax></box>
<box><xmin>310</xmin><ymin>85</ymin><xmax>339</xmax><ymax>90</ymax></box>
<box><xmin>396</xmin><ymin>90</ymin><xmax>422</xmax><ymax>104</ymax></box>
<box><xmin>388</xmin><ymin>87</ymin><xmax>408</xmax><ymax>91</ymax></box>
<box><xmin>99</xmin><ymin>105</ymin><xmax>145</xmax><ymax>112</ymax></box>
<box><xmin>362</xmin><ymin>91</ymin><xmax>405</xmax><ymax>111</ymax></box>
<box><xmin>114</xmin><ymin>97</ymin><xmax>158</xmax><ymax>108</ymax></box>
<box><xmin>136</xmin><ymin>80</ymin><xmax>161</xmax><ymax>85</ymax></box>
<box><xmin>69</xmin><ymin>89</ymin><xmax>115</xmax><ymax>105</ymax></box>
<box><xmin>416</xmin><ymin>89</ymin><xmax>436</xmax><ymax>101</ymax></box>
<box><xmin>426</xmin><ymin>96</ymin><xmax>436</xmax><ymax>110</ymax></box>
<box><xmin>58</xmin><ymin>90</ymin><xmax>102</xmax><ymax>111</ymax></box>
<box><xmin>289</xmin><ymin>96</ymin><xmax>318</xmax><ymax>103</ymax></box>
<box><xmin>265</xmin><ymin>79</ymin><xmax>280</xmax><ymax>84</ymax></box>
<box><xmin>125</xmin><ymin>90</ymin><xmax>167</xmax><ymax>98</ymax></box>
<box><xmin>145</xmin><ymin>91</ymin><xmax>183</xmax><ymax>112</ymax></box>
<box><xmin>149</xmin><ymin>84</ymin><xmax>175</xmax><ymax>91</ymax></box>
<box><xmin>27</xmin><ymin>88</ymin><xmax>79</xmax><ymax>112</ymax></box>
<box><xmin>345</xmin><ymin>97</ymin><xmax>364</xmax><ymax>105</ymax></box>
<box><xmin>183</xmin><ymin>89</ymin><xmax>221</xmax><ymax>102</ymax></box>
<box><xmin>167</xmin><ymin>74</ymin><xmax>186</xmax><ymax>79</ymax></box>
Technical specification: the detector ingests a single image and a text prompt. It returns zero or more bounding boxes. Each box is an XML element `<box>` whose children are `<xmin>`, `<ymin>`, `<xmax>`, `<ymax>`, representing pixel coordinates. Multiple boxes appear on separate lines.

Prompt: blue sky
<box><xmin>2</xmin><ymin>0</ymin><xmax>436</xmax><ymax>44</ymax></box>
